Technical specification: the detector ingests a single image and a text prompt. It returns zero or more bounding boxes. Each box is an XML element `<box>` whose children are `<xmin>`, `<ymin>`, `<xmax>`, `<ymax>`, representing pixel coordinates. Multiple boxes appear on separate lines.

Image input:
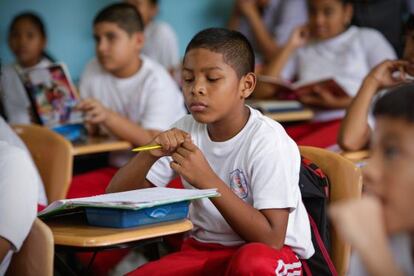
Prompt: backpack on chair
<box><xmin>299</xmin><ymin>157</ymin><xmax>337</xmax><ymax>276</ymax></box>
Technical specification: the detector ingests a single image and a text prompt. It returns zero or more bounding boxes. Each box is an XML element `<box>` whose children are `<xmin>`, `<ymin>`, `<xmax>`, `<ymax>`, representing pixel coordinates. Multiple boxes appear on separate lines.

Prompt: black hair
<box><xmin>405</xmin><ymin>14</ymin><xmax>414</xmax><ymax>34</ymax></box>
<box><xmin>184</xmin><ymin>28</ymin><xmax>255</xmax><ymax>78</ymax></box>
<box><xmin>94</xmin><ymin>3</ymin><xmax>144</xmax><ymax>35</ymax></box>
<box><xmin>373</xmin><ymin>83</ymin><xmax>414</xmax><ymax>123</ymax></box>
<box><xmin>149</xmin><ymin>0</ymin><xmax>158</xmax><ymax>5</ymax></box>
<box><xmin>8</xmin><ymin>12</ymin><xmax>55</xmax><ymax>62</ymax></box>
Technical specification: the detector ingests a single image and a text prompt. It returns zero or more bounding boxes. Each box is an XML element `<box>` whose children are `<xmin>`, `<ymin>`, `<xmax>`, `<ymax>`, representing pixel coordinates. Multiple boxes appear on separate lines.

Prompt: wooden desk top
<box><xmin>72</xmin><ymin>136</ymin><xmax>132</xmax><ymax>156</ymax></box>
<box><xmin>264</xmin><ymin>109</ymin><xmax>314</xmax><ymax>123</ymax></box>
<box><xmin>47</xmin><ymin>218</ymin><xmax>193</xmax><ymax>248</ymax></box>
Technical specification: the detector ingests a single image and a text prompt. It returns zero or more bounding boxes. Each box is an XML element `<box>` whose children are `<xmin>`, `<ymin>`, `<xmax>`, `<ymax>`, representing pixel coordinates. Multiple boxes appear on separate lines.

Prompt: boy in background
<box><xmin>126</xmin><ymin>0</ymin><xmax>180</xmax><ymax>74</ymax></box>
<box><xmin>72</xmin><ymin>3</ymin><xmax>186</xmax><ymax>197</ymax></box>
<box><xmin>330</xmin><ymin>84</ymin><xmax>414</xmax><ymax>275</ymax></box>
<box><xmin>107</xmin><ymin>28</ymin><xmax>314</xmax><ymax>275</ymax></box>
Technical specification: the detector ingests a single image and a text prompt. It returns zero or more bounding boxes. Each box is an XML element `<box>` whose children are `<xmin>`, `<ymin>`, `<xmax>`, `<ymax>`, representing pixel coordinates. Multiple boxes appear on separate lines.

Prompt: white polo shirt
<box><xmin>0</xmin><ymin>142</ymin><xmax>38</xmax><ymax>275</ymax></box>
<box><xmin>147</xmin><ymin>107</ymin><xmax>314</xmax><ymax>259</ymax></box>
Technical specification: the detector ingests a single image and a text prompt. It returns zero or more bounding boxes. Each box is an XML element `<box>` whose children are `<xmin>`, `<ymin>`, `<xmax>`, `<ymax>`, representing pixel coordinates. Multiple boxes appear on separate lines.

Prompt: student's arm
<box><xmin>338</xmin><ymin>60</ymin><xmax>409</xmax><ymax>151</ymax></box>
<box><xmin>0</xmin><ymin>238</ymin><xmax>11</xmax><ymax>265</ymax></box>
<box><xmin>253</xmin><ymin>26</ymin><xmax>308</xmax><ymax>99</ymax></box>
<box><xmin>77</xmin><ymin>98</ymin><xmax>159</xmax><ymax>146</ymax></box>
<box><xmin>330</xmin><ymin>197</ymin><xmax>403</xmax><ymax>276</ymax></box>
<box><xmin>106</xmin><ymin>128</ymin><xmax>189</xmax><ymax>193</ymax></box>
<box><xmin>170</xmin><ymin>140</ymin><xmax>289</xmax><ymax>248</ymax></box>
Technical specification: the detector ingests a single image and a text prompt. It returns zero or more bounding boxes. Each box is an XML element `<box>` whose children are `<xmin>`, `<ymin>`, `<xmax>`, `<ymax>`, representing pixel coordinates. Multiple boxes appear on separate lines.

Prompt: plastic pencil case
<box><xmin>52</xmin><ymin>123</ymin><xmax>87</xmax><ymax>142</ymax></box>
<box><xmin>85</xmin><ymin>201</ymin><xmax>190</xmax><ymax>228</ymax></box>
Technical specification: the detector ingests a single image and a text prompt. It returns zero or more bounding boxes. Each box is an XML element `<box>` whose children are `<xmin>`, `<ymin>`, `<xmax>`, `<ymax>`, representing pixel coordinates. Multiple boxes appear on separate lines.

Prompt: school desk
<box><xmin>264</xmin><ymin>109</ymin><xmax>314</xmax><ymax>123</ymax></box>
<box><xmin>72</xmin><ymin>136</ymin><xmax>132</xmax><ymax>156</ymax></box>
<box><xmin>46</xmin><ymin>215</ymin><xmax>193</xmax><ymax>273</ymax></box>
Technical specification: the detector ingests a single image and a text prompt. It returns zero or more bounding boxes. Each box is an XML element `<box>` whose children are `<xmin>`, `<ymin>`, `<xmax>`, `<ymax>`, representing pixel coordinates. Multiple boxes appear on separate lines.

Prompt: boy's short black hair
<box><xmin>405</xmin><ymin>14</ymin><xmax>414</xmax><ymax>34</ymax></box>
<box><xmin>373</xmin><ymin>83</ymin><xmax>414</xmax><ymax>123</ymax></box>
<box><xmin>184</xmin><ymin>28</ymin><xmax>255</xmax><ymax>78</ymax></box>
<box><xmin>94</xmin><ymin>3</ymin><xmax>144</xmax><ymax>35</ymax></box>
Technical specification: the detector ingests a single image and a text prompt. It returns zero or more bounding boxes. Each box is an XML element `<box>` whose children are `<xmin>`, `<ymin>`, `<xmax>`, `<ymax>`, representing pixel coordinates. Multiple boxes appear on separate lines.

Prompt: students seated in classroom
<box><xmin>126</xmin><ymin>0</ymin><xmax>180</xmax><ymax>74</ymax></box>
<box><xmin>0</xmin><ymin>141</ymin><xmax>38</xmax><ymax>275</ymax></box>
<box><xmin>253</xmin><ymin>0</ymin><xmax>396</xmax><ymax>148</ymax></box>
<box><xmin>330</xmin><ymin>84</ymin><xmax>414</xmax><ymax>275</ymax></box>
<box><xmin>107</xmin><ymin>27</ymin><xmax>314</xmax><ymax>275</ymax></box>
<box><xmin>0</xmin><ymin>12</ymin><xmax>54</xmax><ymax>124</ymax></box>
<box><xmin>0</xmin><ymin>116</ymin><xmax>47</xmax><ymax>207</ymax></box>
<box><xmin>228</xmin><ymin>0</ymin><xmax>308</xmax><ymax>66</ymax></box>
<box><xmin>338</xmin><ymin>15</ymin><xmax>414</xmax><ymax>151</ymax></box>
<box><xmin>70</xmin><ymin>3</ymin><xmax>186</xmax><ymax>198</ymax></box>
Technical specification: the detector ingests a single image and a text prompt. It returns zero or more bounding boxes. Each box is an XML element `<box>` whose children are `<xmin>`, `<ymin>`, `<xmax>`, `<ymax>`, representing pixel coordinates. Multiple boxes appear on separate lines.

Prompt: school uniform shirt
<box><xmin>0</xmin><ymin>117</ymin><xmax>47</xmax><ymax>206</ymax></box>
<box><xmin>348</xmin><ymin>233</ymin><xmax>414</xmax><ymax>276</ymax></box>
<box><xmin>146</xmin><ymin>107</ymin><xmax>315</xmax><ymax>259</ymax></box>
<box><xmin>142</xmin><ymin>21</ymin><xmax>180</xmax><ymax>70</ymax></box>
<box><xmin>79</xmin><ymin>55</ymin><xmax>187</xmax><ymax>167</ymax></box>
<box><xmin>238</xmin><ymin>0</ymin><xmax>308</xmax><ymax>64</ymax></box>
<box><xmin>282</xmin><ymin>26</ymin><xmax>396</xmax><ymax>122</ymax></box>
<box><xmin>0</xmin><ymin>58</ymin><xmax>52</xmax><ymax>124</ymax></box>
<box><xmin>0</xmin><ymin>142</ymin><xmax>38</xmax><ymax>275</ymax></box>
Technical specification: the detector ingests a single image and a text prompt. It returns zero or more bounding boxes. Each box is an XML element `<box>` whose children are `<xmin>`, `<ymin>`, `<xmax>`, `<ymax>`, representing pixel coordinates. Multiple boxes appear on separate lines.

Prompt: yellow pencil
<box><xmin>131</xmin><ymin>144</ymin><xmax>162</xmax><ymax>152</ymax></box>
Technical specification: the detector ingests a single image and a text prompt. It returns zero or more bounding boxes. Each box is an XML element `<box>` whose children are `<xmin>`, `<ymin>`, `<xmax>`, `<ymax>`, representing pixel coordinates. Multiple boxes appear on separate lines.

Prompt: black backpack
<box><xmin>299</xmin><ymin>157</ymin><xmax>337</xmax><ymax>276</ymax></box>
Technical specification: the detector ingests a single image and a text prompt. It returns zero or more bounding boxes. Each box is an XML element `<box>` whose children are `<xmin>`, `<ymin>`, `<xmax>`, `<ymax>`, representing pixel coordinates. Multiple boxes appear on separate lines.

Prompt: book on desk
<box><xmin>38</xmin><ymin>187</ymin><xmax>219</xmax><ymax>228</ymax></box>
<box><xmin>18</xmin><ymin>63</ymin><xmax>86</xmax><ymax>142</ymax></box>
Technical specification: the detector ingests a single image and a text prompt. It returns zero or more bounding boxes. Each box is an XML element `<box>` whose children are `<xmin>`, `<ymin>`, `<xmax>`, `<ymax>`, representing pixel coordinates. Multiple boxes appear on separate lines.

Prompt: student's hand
<box><xmin>236</xmin><ymin>0</ymin><xmax>258</xmax><ymax>16</ymax></box>
<box><xmin>77</xmin><ymin>98</ymin><xmax>111</xmax><ymax>124</ymax></box>
<box><xmin>299</xmin><ymin>85</ymin><xmax>346</xmax><ymax>109</ymax></box>
<box><xmin>287</xmin><ymin>25</ymin><xmax>309</xmax><ymax>49</ymax></box>
<box><xmin>170</xmin><ymin>139</ymin><xmax>218</xmax><ymax>189</ymax></box>
<box><xmin>365</xmin><ymin>60</ymin><xmax>411</xmax><ymax>90</ymax></box>
<box><xmin>148</xmin><ymin>128</ymin><xmax>190</xmax><ymax>158</ymax></box>
<box><xmin>329</xmin><ymin>196</ymin><xmax>388</xmax><ymax>254</ymax></box>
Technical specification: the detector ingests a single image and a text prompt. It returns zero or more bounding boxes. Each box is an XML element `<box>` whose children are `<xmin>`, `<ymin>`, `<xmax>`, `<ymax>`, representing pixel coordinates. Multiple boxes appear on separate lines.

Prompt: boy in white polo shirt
<box><xmin>72</xmin><ymin>3</ymin><xmax>186</xmax><ymax>198</ymax></box>
<box><xmin>107</xmin><ymin>28</ymin><xmax>314</xmax><ymax>275</ymax></box>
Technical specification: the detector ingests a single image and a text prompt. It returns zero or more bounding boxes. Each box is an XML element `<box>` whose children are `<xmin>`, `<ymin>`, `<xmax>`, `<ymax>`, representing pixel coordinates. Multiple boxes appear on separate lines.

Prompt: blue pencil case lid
<box><xmin>52</xmin><ymin>123</ymin><xmax>87</xmax><ymax>143</ymax></box>
<box><xmin>85</xmin><ymin>201</ymin><xmax>190</xmax><ymax>228</ymax></box>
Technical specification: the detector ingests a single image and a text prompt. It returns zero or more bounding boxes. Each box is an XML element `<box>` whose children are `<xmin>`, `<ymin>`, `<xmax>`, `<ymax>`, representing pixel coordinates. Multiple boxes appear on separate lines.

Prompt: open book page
<box><xmin>257</xmin><ymin>75</ymin><xmax>349</xmax><ymax>100</ymax></box>
<box><xmin>38</xmin><ymin>187</ymin><xmax>219</xmax><ymax>218</ymax></box>
<box><xmin>22</xmin><ymin>63</ymin><xmax>83</xmax><ymax>128</ymax></box>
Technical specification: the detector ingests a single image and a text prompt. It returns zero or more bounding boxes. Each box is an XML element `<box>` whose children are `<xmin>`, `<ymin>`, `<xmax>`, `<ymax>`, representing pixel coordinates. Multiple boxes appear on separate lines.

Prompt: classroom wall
<box><xmin>0</xmin><ymin>0</ymin><xmax>234</xmax><ymax>83</ymax></box>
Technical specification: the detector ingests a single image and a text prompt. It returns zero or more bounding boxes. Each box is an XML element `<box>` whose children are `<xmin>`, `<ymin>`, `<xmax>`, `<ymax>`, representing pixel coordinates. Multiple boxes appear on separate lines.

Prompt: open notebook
<box><xmin>38</xmin><ymin>187</ymin><xmax>219</xmax><ymax>219</ymax></box>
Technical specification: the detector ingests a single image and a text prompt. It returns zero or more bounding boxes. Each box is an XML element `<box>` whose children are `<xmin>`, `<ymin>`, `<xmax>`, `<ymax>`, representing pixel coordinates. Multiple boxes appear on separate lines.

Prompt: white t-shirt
<box><xmin>238</xmin><ymin>0</ymin><xmax>308</xmax><ymax>64</ymax></box>
<box><xmin>348</xmin><ymin>233</ymin><xmax>414</xmax><ymax>276</ymax></box>
<box><xmin>142</xmin><ymin>21</ymin><xmax>180</xmax><ymax>70</ymax></box>
<box><xmin>282</xmin><ymin>26</ymin><xmax>396</xmax><ymax>121</ymax></box>
<box><xmin>0</xmin><ymin>58</ymin><xmax>52</xmax><ymax>124</ymax></box>
<box><xmin>79</xmin><ymin>55</ymin><xmax>187</xmax><ymax>167</ymax></box>
<box><xmin>146</xmin><ymin>107</ymin><xmax>314</xmax><ymax>259</ymax></box>
<box><xmin>0</xmin><ymin>117</ymin><xmax>47</xmax><ymax>206</ymax></box>
<box><xmin>0</xmin><ymin>142</ymin><xmax>38</xmax><ymax>275</ymax></box>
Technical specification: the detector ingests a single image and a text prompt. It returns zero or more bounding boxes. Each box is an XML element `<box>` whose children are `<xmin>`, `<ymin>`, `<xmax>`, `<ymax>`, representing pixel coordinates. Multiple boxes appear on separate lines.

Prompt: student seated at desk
<box><xmin>0</xmin><ymin>116</ymin><xmax>47</xmax><ymax>207</ymax></box>
<box><xmin>0</xmin><ymin>141</ymin><xmax>38</xmax><ymax>275</ymax></box>
<box><xmin>107</xmin><ymin>28</ymin><xmax>314</xmax><ymax>275</ymax></box>
<box><xmin>70</xmin><ymin>3</ymin><xmax>186</xmax><ymax>198</ymax></box>
<box><xmin>0</xmin><ymin>12</ymin><xmax>54</xmax><ymax>124</ymax></box>
<box><xmin>253</xmin><ymin>0</ymin><xmax>396</xmax><ymax>148</ymax></box>
<box><xmin>126</xmin><ymin>0</ymin><xmax>180</xmax><ymax>74</ymax></box>
<box><xmin>338</xmin><ymin>15</ymin><xmax>414</xmax><ymax>151</ymax></box>
<box><xmin>330</xmin><ymin>84</ymin><xmax>414</xmax><ymax>275</ymax></box>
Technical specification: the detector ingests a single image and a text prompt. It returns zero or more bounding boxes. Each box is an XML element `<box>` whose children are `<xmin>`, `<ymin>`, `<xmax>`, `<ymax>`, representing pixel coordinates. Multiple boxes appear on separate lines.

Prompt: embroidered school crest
<box><xmin>230</xmin><ymin>169</ymin><xmax>249</xmax><ymax>199</ymax></box>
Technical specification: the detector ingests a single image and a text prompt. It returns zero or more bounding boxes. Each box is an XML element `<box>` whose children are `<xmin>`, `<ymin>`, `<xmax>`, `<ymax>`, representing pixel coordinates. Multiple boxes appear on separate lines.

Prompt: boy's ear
<box><xmin>133</xmin><ymin>32</ymin><xmax>145</xmax><ymax>51</ymax></box>
<box><xmin>240</xmin><ymin>72</ymin><xmax>257</xmax><ymax>99</ymax></box>
<box><xmin>344</xmin><ymin>3</ymin><xmax>353</xmax><ymax>25</ymax></box>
